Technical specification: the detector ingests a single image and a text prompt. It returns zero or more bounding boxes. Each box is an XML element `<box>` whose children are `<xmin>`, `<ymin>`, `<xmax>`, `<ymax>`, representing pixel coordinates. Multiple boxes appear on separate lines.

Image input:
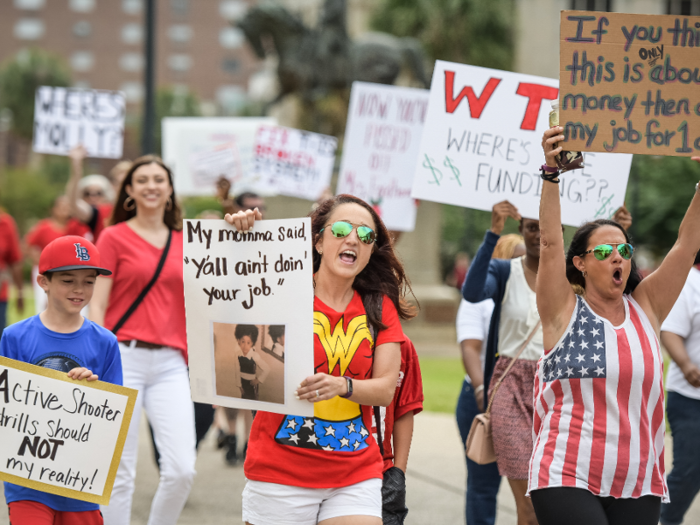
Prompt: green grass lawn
<box><xmin>418</xmin><ymin>356</ymin><xmax>464</xmax><ymax>414</ymax></box>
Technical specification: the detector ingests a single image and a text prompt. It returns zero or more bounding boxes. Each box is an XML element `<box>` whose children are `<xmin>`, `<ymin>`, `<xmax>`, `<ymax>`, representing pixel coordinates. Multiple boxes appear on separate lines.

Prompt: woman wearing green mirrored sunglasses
<box><xmin>225</xmin><ymin>194</ymin><xmax>417</xmax><ymax>524</ymax></box>
<box><xmin>529</xmin><ymin>127</ymin><xmax>700</xmax><ymax>525</ymax></box>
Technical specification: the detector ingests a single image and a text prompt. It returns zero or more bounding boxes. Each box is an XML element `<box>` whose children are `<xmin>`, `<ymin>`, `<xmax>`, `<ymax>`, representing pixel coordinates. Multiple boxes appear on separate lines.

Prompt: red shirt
<box><xmin>245</xmin><ymin>292</ymin><xmax>404</xmax><ymax>488</ymax></box>
<box><xmin>372</xmin><ymin>337</ymin><xmax>424</xmax><ymax>472</ymax></box>
<box><xmin>96</xmin><ymin>223</ymin><xmax>187</xmax><ymax>359</ymax></box>
<box><xmin>25</xmin><ymin>219</ymin><xmax>90</xmax><ymax>251</ymax></box>
<box><xmin>0</xmin><ymin>214</ymin><xmax>21</xmax><ymax>302</ymax></box>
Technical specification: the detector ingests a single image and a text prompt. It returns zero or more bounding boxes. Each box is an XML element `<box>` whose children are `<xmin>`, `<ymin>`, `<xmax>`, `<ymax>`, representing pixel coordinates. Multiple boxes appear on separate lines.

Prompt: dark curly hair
<box><xmin>268</xmin><ymin>325</ymin><xmax>285</xmax><ymax>343</ymax></box>
<box><xmin>566</xmin><ymin>219</ymin><xmax>642</xmax><ymax>295</ymax></box>
<box><xmin>235</xmin><ymin>324</ymin><xmax>259</xmax><ymax>345</ymax></box>
<box><xmin>311</xmin><ymin>194</ymin><xmax>417</xmax><ymax>331</ymax></box>
<box><xmin>110</xmin><ymin>155</ymin><xmax>182</xmax><ymax>231</ymax></box>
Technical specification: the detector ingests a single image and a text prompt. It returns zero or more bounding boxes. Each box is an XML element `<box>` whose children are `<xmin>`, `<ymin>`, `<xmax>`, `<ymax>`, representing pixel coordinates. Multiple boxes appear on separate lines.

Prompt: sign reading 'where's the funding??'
<box><xmin>411</xmin><ymin>60</ymin><xmax>632</xmax><ymax>226</ymax></box>
<box><xmin>0</xmin><ymin>357</ymin><xmax>136</xmax><ymax>504</ymax></box>
<box><xmin>33</xmin><ymin>87</ymin><xmax>125</xmax><ymax>159</ymax></box>
<box><xmin>560</xmin><ymin>10</ymin><xmax>700</xmax><ymax>156</ymax></box>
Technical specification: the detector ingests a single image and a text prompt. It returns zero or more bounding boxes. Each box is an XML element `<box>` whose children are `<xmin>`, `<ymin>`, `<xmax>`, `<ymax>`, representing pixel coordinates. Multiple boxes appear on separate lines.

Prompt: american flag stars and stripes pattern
<box><xmin>529</xmin><ymin>295</ymin><xmax>669</xmax><ymax>502</ymax></box>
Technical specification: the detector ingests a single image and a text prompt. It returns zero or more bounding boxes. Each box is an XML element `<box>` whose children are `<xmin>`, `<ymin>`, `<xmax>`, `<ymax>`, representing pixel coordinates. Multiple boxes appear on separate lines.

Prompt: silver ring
<box><xmin>315</xmin><ymin>390</ymin><xmax>320</xmax><ymax>398</ymax></box>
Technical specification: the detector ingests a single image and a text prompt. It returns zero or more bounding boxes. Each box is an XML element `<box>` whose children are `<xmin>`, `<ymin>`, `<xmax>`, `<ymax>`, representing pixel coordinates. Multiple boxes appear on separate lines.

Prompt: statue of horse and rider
<box><xmin>238</xmin><ymin>0</ymin><xmax>430</xmax><ymax>107</ymax></box>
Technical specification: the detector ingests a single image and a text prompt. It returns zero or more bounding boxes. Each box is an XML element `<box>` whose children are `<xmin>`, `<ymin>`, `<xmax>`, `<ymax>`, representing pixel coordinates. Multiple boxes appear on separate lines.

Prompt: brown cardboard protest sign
<box><xmin>560</xmin><ymin>10</ymin><xmax>700</xmax><ymax>156</ymax></box>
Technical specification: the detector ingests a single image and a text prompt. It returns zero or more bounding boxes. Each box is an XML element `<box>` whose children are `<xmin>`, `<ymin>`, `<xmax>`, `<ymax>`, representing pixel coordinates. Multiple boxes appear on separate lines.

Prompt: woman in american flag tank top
<box><xmin>528</xmin><ymin>126</ymin><xmax>700</xmax><ymax>525</ymax></box>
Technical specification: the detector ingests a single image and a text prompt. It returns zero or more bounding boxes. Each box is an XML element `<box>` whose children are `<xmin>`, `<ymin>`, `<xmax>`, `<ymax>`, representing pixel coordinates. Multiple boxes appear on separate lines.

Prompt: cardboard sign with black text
<box><xmin>560</xmin><ymin>10</ymin><xmax>700</xmax><ymax>156</ymax></box>
<box><xmin>0</xmin><ymin>357</ymin><xmax>136</xmax><ymax>504</ymax></box>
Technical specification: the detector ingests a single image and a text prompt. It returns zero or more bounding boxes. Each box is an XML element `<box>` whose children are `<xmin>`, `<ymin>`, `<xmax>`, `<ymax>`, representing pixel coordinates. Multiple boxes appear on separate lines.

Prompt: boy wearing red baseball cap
<box><xmin>1</xmin><ymin>236</ymin><xmax>122</xmax><ymax>524</ymax></box>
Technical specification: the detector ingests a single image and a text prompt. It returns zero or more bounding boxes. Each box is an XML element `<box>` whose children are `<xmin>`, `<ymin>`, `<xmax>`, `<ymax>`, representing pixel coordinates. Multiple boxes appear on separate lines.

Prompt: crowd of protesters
<box><xmin>0</xmin><ymin>126</ymin><xmax>699</xmax><ymax>525</ymax></box>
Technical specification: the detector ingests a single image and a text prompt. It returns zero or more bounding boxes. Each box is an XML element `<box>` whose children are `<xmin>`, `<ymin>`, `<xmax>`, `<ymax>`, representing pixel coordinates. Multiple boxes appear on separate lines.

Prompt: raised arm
<box><xmin>633</xmin><ymin>157</ymin><xmax>700</xmax><ymax>328</ymax></box>
<box><xmin>462</xmin><ymin>201</ymin><xmax>520</xmax><ymax>303</ymax></box>
<box><xmin>66</xmin><ymin>145</ymin><xmax>95</xmax><ymax>223</ymax></box>
<box><xmin>538</xmin><ymin>127</ymin><xmax>577</xmax><ymax>348</ymax></box>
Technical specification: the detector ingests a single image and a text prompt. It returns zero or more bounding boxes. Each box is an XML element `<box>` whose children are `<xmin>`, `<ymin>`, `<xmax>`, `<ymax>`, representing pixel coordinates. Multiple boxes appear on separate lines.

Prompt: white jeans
<box><xmin>101</xmin><ymin>342</ymin><xmax>196</xmax><ymax>525</ymax></box>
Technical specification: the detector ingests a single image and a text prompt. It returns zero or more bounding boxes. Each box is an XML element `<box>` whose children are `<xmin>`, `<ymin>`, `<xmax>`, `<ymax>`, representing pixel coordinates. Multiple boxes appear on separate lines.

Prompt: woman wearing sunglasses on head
<box><xmin>528</xmin><ymin>127</ymin><xmax>700</xmax><ymax>525</ymax></box>
<box><xmin>226</xmin><ymin>194</ymin><xmax>414</xmax><ymax>525</ymax></box>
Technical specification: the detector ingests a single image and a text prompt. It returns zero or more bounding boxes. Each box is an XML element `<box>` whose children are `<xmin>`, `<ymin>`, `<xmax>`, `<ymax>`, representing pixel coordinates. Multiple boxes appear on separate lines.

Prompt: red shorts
<box><xmin>8</xmin><ymin>501</ymin><xmax>103</xmax><ymax>525</ymax></box>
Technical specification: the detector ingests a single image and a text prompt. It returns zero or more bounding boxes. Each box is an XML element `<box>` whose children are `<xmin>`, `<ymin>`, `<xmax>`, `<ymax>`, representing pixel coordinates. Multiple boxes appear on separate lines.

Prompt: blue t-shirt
<box><xmin>1</xmin><ymin>315</ymin><xmax>122</xmax><ymax>512</ymax></box>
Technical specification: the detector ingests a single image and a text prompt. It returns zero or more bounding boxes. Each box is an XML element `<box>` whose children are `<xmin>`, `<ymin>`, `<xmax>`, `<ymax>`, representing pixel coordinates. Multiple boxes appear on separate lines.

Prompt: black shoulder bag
<box><xmin>111</xmin><ymin>229</ymin><xmax>173</xmax><ymax>335</ymax></box>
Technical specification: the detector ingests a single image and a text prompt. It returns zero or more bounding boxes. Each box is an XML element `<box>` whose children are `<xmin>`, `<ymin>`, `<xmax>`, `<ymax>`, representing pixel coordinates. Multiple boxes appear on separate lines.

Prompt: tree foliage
<box><xmin>0</xmin><ymin>49</ymin><xmax>71</xmax><ymax>141</ymax></box>
<box><xmin>372</xmin><ymin>0</ymin><xmax>515</xmax><ymax>70</ymax></box>
<box><xmin>625</xmin><ymin>155</ymin><xmax>700</xmax><ymax>258</ymax></box>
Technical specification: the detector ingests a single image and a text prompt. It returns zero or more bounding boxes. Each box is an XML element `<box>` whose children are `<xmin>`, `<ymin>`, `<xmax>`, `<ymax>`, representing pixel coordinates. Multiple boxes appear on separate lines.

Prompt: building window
<box><xmin>571</xmin><ymin>0</ymin><xmax>611</xmax><ymax>10</ymax></box>
<box><xmin>122</xmin><ymin>23</ymin><xmax>142</xmax><ymax>44</ymax></box>
<box><xmin>221</xmin><ymin>58</ymin><xmax>240</xmax><ymax>75</ymax></box>
<box><xmin>120</xmin><ymin>53</ymin><xmax>143</xmax><ymax>72</ymax></box>
<box><xmin>14</xmin><ymin>0</ymin><xmax>45</xmax><ymax>10</ymax></box>
<box><xmin>71</xmin><ymin>51</ymin><xmax>94</xmax><ymax>72</ymax></box>
<box><xmin>69</xmin><ymin>0</ymin><xmax>95</xmax><ymax>13</ymax></box>
<box><xmin>168</xmin><ymin>54</ymin><xmax>192</xmax><ymax>72</ymax></box>
<box><xmin>171</xmin><ymin>0</ymin><xmax>189</xmax><ymax>16</ymax></box>
<box><xmin>217</xmin><ymin>85</ymin><xmax>246</xmax><ymax>114</ymax></box>
<box><xmin>122</xmin><ymin>0</ymin><xmax>142</xmax><ymax>15</ymax></box>
<box><xmin>73</xmin><ymin>21</ymin><xmax>92</xmax><ymax>38</ymax></box>
<box><xmin>219</xmin><ymin>27</ymin><xmax>244</xmax><ymax>49</ymax></box>
<box><xmin>14</xmin><ymin>19</ymin><xmax>45</xmax><ymax>40</ymax></box>
<box><xmin>120</xmin><ymin>82</ymin><xmax>144</xmax><ymax>103</ymax></box>
<box><xmin>168</xmin><ymin>25</ymin><xmax>193</xmax><ymax>43</ymax></box>
<box><xmin>667</xmin><ymin>0</ymin><xmax>700</xmax><ymax>15</ymax></box>
<box><xmin>219</xmin><ymin>0</ymin><xmax>247</xmax><ymax>20</ymax></box>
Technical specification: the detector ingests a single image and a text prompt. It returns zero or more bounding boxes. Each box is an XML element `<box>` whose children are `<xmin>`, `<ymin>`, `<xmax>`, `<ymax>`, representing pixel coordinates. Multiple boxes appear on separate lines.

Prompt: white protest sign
<box><xmin>411</xmin><ymin>61</ymin><xmax>633</xmax><ymax>226</ymax></box>
<box><xmin>162</xmin><ymin>117</ymin><xmax>276</xmax><ymax>197</ymax></box>
<box><xmin>337</xmin><ymin>83</ymin><xmax>428</xmax><ymax>231</ymax></box>
<box><xmin>33</xmin><ymin>87</ymin><xmax>125</xmax><ymax>159</ymax></box>
<box><xmin>253</xmin><ymin>125</ymin><xmax>338</xmax><ymax>201</ymax></box>
<box><xmin>0</xmin><ymin>357</ymin><xmax>136</xmax><ymax>504</ymax></box>
<box><xmin>184</xmin><ymin>219</ymin><xmax>314</xmax><ymax>417</ymax></box>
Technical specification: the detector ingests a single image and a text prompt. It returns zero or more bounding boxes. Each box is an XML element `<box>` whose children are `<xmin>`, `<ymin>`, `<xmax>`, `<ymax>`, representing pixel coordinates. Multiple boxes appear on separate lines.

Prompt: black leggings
<box><xmin>531</xmin><ymin>487</ymin><xmax>661</xmax><ymax>525</ymax></box>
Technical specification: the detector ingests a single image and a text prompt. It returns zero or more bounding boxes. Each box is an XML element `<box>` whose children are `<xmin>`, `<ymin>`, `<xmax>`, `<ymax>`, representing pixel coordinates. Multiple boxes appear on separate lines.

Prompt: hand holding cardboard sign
<box><xmin>542</xmin><ymin>127</ymin><xmax>565</xmax><ymax>169</ymax></box>
<box><xmin>224</xmin><ymin>208</ymin><xmax>262</xmax><ymax>232</ymax></box>
<box><xmin>490</xmin><ymin>201</ymin><xmax>522</xmax><ymax>236</ymax></box>
<box><xmin>67</xmin><ymin>367</ymin><xmax>99</xmax><ymax>382</ymax></box>
<box><xmin>296</xmin><ymin>373</ymin><xmax>346</xmax><ymax>403</ymax></box>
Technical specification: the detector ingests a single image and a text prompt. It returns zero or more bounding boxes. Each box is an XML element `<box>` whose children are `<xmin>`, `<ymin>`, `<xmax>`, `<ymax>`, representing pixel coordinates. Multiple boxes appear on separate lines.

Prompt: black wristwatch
<box><xmin>340</xmin><ymin>376</ymin><xmax>353</xmax><ymax>398</ymax></box>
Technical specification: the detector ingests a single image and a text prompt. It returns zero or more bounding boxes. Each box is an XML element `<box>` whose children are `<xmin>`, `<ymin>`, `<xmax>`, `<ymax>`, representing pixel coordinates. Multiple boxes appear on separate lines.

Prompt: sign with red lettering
<box><xmin>253</xmin><ymin>125</ymin><xmax>338</xmax><ymax>201</ymax></box>
<box><xmin>411</xmin><ymin>61</ymin><xmax>632</xmax><ymax>225</ymax></box>
<box><xmin>0</xmin><ymin>357</ymin><xmax>136</xmax><ymax>504</ymax></box>
<box><xmin>337</xmin><ymin>83</ymin><xmax>429</xmax><ymax>232</ymax></box>
<box><xmin>560</xmin><ymin>10</ymin><xmax>700</xmax><ymax>156</ymax></box>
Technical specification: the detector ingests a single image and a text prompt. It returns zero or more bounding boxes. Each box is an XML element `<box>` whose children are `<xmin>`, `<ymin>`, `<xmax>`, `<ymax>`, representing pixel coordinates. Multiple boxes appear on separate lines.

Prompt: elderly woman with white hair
<box><xmin>67</xmin><ymin>145</ymin><xmax>130</xmax><ymax>241</ymax></box>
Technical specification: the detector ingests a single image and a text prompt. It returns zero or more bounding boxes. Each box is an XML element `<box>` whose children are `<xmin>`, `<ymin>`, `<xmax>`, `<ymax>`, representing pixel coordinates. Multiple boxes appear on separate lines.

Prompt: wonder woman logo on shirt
<box><xmin>312</xmin><ymin>311</ymin><xmax>373</xmax><ymax>376</ymax></box>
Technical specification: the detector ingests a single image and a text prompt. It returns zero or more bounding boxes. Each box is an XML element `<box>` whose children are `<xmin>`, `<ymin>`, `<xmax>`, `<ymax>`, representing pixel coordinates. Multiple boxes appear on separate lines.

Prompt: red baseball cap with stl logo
<box><xmin>39</xmin><ymin>236</ymin><xmax>112</xmax><ymax>276</ymax></box>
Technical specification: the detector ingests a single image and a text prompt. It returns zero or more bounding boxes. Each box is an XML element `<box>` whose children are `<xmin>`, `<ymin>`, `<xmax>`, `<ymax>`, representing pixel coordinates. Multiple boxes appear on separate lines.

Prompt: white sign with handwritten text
<box><xmin>32</xmin><ymin>87</ymin><xmax>125</xmax><ymax>159</ymax></box>
<box><xmin>183</xmin><ymin>219</ymin><xmax>314</xmax><ymax>417</ymax></box>
<box><xmin>411</xmin><ymin>61</ymin><xmax>632</xmax><ymax>226</ymax></box>
<box><xmin>337</xmin><ymin>83</ymin><xmax>428</xmax><ymax>232</ymax></box>
<box><xmin>253</xmin><ymin>125</ymin><xmax>338</xmax><ymax>201</ymax></box>
<box><xmin>0</xmin><ymin>357</ymin><xmax>136</xmax><ymax>504</ymax></box>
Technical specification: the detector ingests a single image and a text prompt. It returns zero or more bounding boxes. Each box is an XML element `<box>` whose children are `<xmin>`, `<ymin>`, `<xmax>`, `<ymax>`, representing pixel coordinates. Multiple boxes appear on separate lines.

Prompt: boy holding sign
<box><xmin>1</xmin><ymin>236</ymin><xmax>121</xmax><ymax>524</ymax></box>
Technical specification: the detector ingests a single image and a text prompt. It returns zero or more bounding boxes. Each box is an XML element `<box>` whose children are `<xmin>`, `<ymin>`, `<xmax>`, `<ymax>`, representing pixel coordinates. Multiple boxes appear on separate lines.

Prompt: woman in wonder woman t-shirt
<box><xmin>226</xmin><ymin>194</ymin><xmax>415</xmax><ymax>525</ymax></box>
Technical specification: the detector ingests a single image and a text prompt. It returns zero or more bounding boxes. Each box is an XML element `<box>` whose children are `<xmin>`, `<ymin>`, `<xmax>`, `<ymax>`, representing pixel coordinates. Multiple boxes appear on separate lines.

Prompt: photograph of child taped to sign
<box><xmin>212</xmin><ymin>322</ymin><xmax>285</xmax><ymax>404</ymax></box>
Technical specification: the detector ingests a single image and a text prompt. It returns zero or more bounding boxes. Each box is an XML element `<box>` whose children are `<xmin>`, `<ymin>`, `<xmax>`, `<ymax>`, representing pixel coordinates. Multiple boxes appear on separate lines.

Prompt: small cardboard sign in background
<box><xmin>411</xmin><ymin>61</ymin><xmax>633</xmax><ymax>226</ymax></box>
<box><xmin>337</xmin><ymin>82</ymin><xmax>428</xmax><ymax>232</ymax></box>
<box><xmin>560</xmin><ymin>10</ymin><xmax>700</xmax><ymax>156</ymax></box>
<box><xmin>162</xmin><ymin>117</ymin><xmax>276</xmax><ymax>197</ymax></box>
<box><xmin>0</xmin><ymin>357</ymin><xmax>136</xmax><ymax>504</ymax></box>
<box><xmin>183</xmin><ymin>218</ymin><xmax>314</xmax><ymax>417</ymax></box>
<box><xmin>253</xmin><ymin>126</ymin><xmax>338</xmax><ymax>201</ymax></box>
<box><xmin>33</xmin><ymin>87</ymin><xmax>125</xmax><ymax>159</ymax></box>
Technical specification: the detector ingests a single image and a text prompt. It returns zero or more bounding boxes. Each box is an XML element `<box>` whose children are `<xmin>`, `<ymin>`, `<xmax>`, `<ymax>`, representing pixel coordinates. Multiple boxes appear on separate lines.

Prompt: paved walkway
<box><xmin>1</xmin><ymin>412</ymin><xmax>699</xmax><ymax>524</ymax></box>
